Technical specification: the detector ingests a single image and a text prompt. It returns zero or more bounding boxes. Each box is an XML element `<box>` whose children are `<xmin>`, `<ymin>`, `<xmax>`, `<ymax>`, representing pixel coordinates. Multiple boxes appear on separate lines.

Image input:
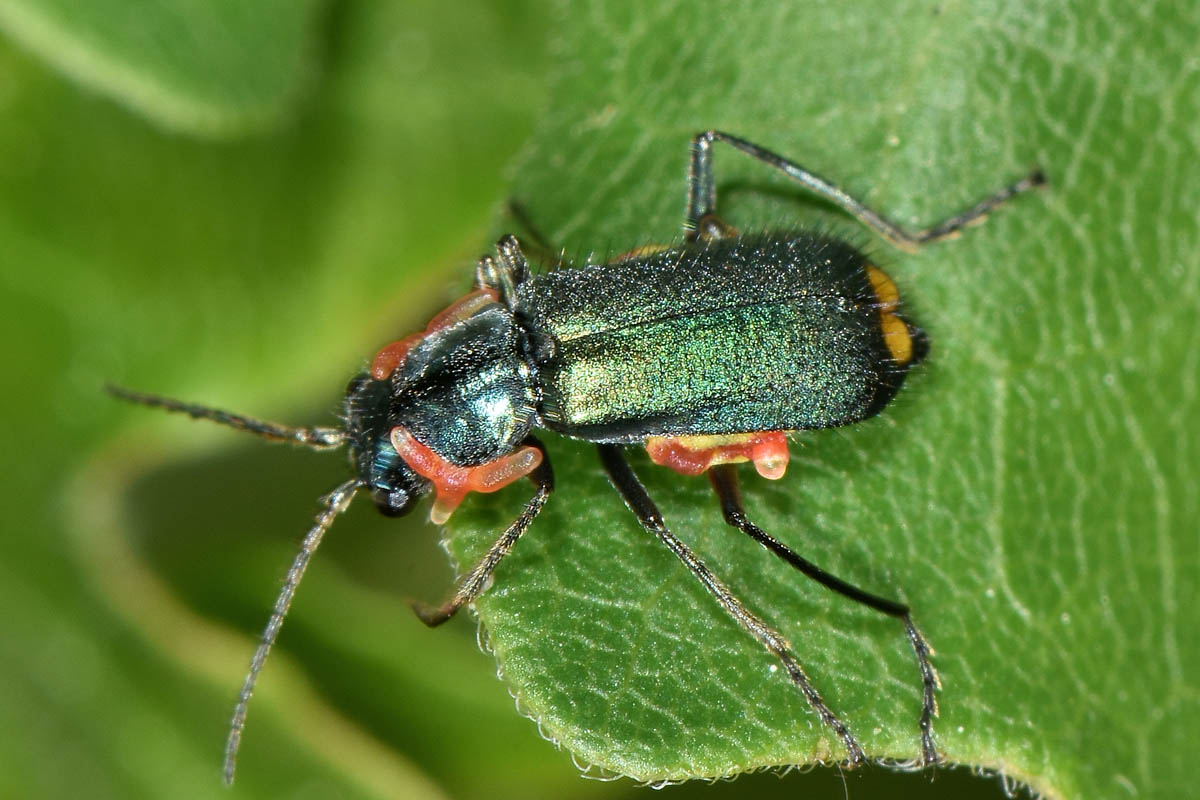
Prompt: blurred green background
<box><xmin>1</xmin><ymin>1</ymin><xmax>1195</xmax><ymax>799</ymax></box>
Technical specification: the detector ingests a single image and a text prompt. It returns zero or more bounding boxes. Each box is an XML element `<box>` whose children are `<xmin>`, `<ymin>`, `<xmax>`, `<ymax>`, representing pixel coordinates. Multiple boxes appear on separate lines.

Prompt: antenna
<box><xmin>108</xmin><ymin>383</ymin><xmax>361</xmax><ymax>781</ymax></box>
<box><xmin>223</xmin><ymin>478</ymin><xmax>361</xmax><ymax>784</ymax></box>
<box><xmin>106</xmin><ymin>385</ymin><xmax>347</xmax><ymax>449</ymax></box>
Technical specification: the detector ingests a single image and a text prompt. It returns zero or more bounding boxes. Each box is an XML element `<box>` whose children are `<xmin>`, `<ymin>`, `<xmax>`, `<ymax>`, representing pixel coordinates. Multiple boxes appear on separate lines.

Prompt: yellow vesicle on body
<box><xmin>879</xmin><ymin>312</ymin><xmax>913</xmax><ymax>364</ymax></box>
<box><xmin>866</xmin><ymin>265</ymin><xmax>900</xmax><ymax>311</ymax></box>
<box><xmin>866</xmin><ymin>265</ymin><xmax>912</xmax><ymax>364</ymax></box>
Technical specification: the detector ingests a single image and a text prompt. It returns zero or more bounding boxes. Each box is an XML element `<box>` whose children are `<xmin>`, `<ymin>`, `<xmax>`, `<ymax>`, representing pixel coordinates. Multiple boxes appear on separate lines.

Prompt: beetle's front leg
<box><xmin>412</xmin><ymin>436</ymin><xmax>555</xmax><ymax>627</ymax></box>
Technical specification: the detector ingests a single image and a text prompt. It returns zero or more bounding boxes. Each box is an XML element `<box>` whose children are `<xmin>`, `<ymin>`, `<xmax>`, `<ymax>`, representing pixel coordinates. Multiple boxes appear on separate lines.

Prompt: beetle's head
<box><xmin>343</xmin><ymin>373</ymin><xmax>431</xmax><ymax>516</ymax></box>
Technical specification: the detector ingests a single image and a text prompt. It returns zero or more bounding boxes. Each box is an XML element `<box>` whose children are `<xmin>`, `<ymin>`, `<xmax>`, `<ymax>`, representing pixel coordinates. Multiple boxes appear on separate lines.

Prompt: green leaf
<box><xmin>0</xmin><ymin>0</ymin><xmax>327</xmax><ymax>136</ymax></box>
<box><xmin>446</xmin><ymin>1</ymin><xmax>1200</xmax><ymax>797</ymax></box>
<box><xmin>11</xmin><ymin>1</ymin><xmax>1194</xmax><ymax>799</ymax></box>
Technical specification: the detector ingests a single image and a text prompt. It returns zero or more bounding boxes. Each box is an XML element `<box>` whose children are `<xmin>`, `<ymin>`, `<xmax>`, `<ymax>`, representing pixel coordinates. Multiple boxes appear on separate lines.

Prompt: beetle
<box><xmin>110</xmin><ymin>131</ymin><xmax>1044</xmax><ymax>782</ymax></box>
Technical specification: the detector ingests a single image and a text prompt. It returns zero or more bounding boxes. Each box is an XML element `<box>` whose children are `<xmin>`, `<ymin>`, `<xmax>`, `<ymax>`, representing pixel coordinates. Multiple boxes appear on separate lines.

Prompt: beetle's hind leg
<box><xmin>687</xmin><ymin>130</ymin><xmax>1044</xmax><ymax>253</ymax></box>
<box><xmin>412</xmin><ymin>436</ymin><xmax>555</xmax><ymax>626</ymax></box>
<box><xmin>708</xmin><ymin>464</ymin><xmax>941</xmax><ymax>766</ymax></box>
<box><xmin>598</xmin><ymin>444</ymin><xmax>866</xmax><ymax>765</ymax></box>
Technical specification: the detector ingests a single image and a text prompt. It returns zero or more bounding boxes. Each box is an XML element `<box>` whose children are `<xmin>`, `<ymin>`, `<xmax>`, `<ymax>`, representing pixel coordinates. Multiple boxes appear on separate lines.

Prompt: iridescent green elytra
<box><xmin>523</xmin><ymin>233</ymin><xmax>927</xmax><ymax>442</ymax></box>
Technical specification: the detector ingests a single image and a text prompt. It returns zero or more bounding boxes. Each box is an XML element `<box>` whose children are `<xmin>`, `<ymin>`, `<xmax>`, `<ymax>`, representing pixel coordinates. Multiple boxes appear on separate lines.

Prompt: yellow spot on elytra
<box><xmin>867</xmin><ymin>266</ymin><xmax>913</xmax><ymax>364</ymax></box>
<box><xmin>866</xmin><ymin>265</ymin><xmax>900</xmax><ymax>311</ymax></box>
<box><xmin>880</xmin><ymin>312</ymin><xmax>913</xmax><ymax>364</ymax></box>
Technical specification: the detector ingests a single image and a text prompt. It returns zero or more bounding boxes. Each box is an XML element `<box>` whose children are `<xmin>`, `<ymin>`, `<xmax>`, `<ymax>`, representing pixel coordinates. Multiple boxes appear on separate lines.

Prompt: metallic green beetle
<box><xmin>113</xmin><ymin>131</ymin><xmax>1044</xmax><ymax>781</ymax></box>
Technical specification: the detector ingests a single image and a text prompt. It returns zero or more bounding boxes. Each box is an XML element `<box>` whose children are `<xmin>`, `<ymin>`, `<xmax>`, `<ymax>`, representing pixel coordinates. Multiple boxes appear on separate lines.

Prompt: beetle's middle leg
<box><xmin>598</xmin><ymin>444</ymin><xmax>866</xmax><ymax>765</ymax></box>
<box><xmin>708</xmin><ymin>464</ymin><xmax>941</xmax><ymax>766</ymax></box>
<box><xmin>412</xmin><ymin>436</ymin><xmax>555</xmax><ymax>626</ymax></box>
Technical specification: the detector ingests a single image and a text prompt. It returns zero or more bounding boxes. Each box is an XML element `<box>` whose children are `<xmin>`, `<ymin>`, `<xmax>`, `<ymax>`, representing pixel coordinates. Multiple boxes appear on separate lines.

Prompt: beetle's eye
<box><xmin>373</xmin><ymin>487</ymin><xmax>416</xmax><ymax>517</ymax></box>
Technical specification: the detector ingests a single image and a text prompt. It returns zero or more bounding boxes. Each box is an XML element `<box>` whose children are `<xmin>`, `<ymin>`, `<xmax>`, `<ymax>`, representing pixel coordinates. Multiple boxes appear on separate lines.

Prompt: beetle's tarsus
<box><xmin>412</xmin><ymin>601</ymin><xmax>455</xmax><ymax>627</ymax></box>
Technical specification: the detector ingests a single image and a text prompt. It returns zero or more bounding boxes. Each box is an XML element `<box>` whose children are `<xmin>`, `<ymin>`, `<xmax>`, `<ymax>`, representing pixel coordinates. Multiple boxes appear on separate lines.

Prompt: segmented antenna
<box><xmin>224</xmin><ymin>478</ymin><xmax>361</xmax><ymax>784</ymax></box>
<box><xmin>105</xmin><ymin>385</ymin><xmax>347</xmax><ymax>449</ymax></box>
<box><xmin>107</xmin><ymin>384</ymin><xmax>360</xmax><ymax>781</ymax></box>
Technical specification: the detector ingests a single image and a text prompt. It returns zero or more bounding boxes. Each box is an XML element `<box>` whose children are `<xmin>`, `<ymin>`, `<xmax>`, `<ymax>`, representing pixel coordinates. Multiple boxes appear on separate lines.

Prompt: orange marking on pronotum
<box><xmin>371</xmin><ymin>289</ymin><xmax>500</xmax><ymax>380</ymax></box>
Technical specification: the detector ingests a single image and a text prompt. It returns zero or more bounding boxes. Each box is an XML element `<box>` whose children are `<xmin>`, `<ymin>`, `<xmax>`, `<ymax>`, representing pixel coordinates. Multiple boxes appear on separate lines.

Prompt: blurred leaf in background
<box><xmin>0</xmin><ymin>0</ymin><xmax>326</xmax><ymax>136</ymax></box>
<box><xmin>1</xmin><ymin>0</ymin><xmax>565</xmax><ymax>798</ymax></box>
<box><xmin>1</xmin><ymin>1</ymin><xmax>1195</xmax><ymax>800</ymax></box>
